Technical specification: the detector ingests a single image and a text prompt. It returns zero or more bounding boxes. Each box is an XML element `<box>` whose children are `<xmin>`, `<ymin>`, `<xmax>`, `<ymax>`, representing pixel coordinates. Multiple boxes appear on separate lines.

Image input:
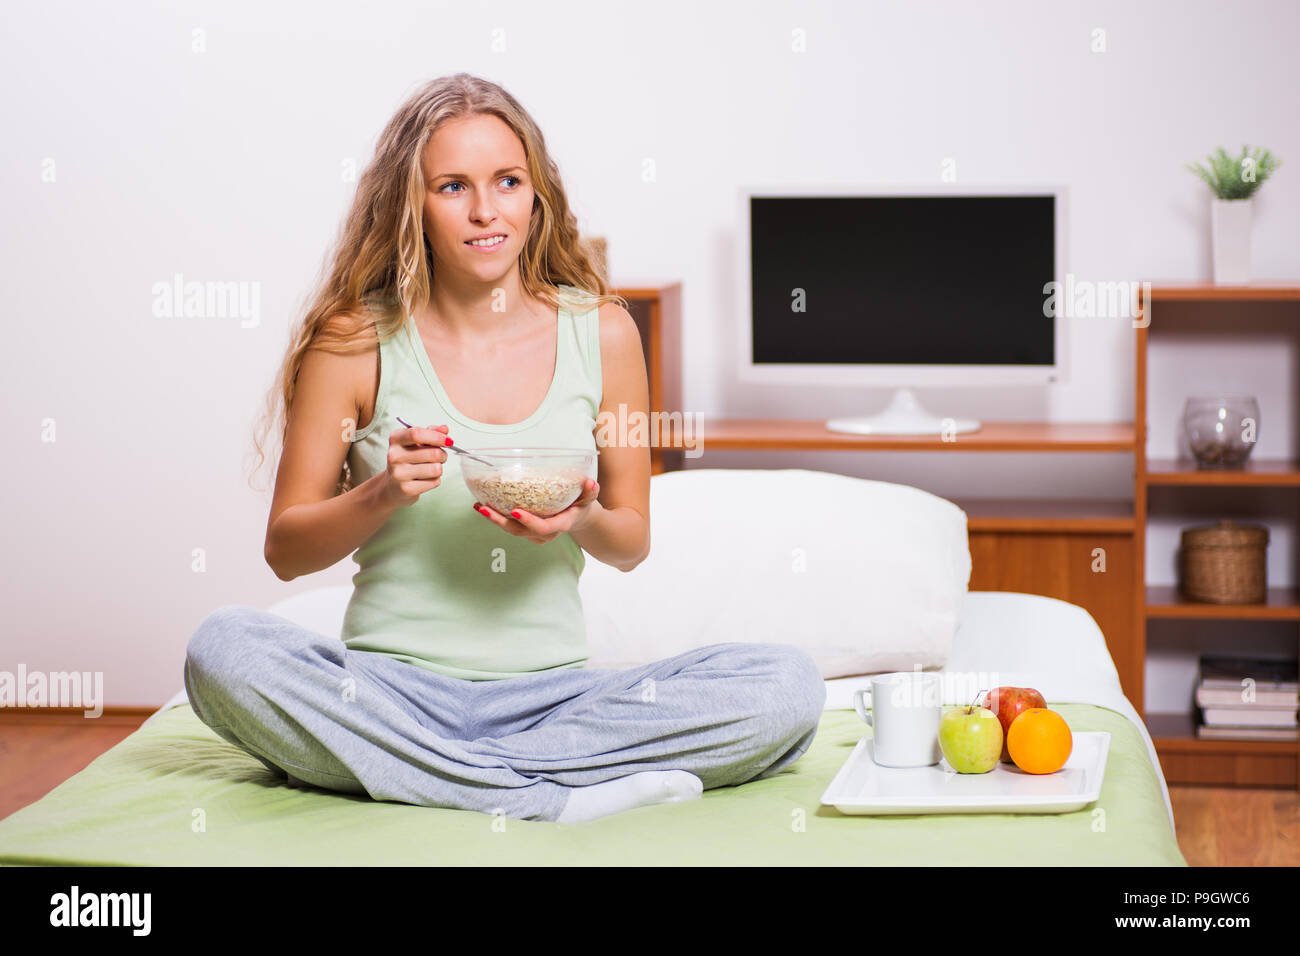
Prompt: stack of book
<box><xmin>1195</xmin><ymin>656</ymin><xmax>1299</xmax><ymax>740</ymax></box>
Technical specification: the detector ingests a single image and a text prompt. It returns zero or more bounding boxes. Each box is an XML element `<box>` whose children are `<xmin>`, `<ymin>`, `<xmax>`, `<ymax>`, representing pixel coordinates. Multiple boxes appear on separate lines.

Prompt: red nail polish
<box><xmin>511</xmin><ymin>510</ymin><xmax>521</xmax><ymax>519</ymax></box>
<box><xmin>446</xmin><ymin>437</ymin><xmax>454</xmax><ymax>446</ymax></box>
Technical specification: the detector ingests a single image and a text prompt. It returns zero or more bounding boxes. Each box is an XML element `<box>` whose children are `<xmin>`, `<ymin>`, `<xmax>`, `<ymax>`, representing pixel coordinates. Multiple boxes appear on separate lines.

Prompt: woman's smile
<box><xmin>465</xmin><ymin>234</ymin><xmax>508</xmax><ymax>251</ymax></box>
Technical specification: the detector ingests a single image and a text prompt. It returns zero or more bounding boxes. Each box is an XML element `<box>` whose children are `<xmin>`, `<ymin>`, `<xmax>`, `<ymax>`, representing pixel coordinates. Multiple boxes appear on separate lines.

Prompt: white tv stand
<box><xmin>825</xmin><ymin>387</ymin><xmax>982</xmax><ymax>436</ymax></box>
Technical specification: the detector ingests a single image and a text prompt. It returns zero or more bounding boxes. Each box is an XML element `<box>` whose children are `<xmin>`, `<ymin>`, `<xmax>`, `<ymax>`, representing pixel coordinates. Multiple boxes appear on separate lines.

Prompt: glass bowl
<box><xmin>1182</xmin><ymin>394</ymin><xmax>1260</xmax><ymax>469</ymax></box>
<box><xmin>459</xmin><ymin>448</ymin><xmax>597</xmax><ymax>518</ymax></box>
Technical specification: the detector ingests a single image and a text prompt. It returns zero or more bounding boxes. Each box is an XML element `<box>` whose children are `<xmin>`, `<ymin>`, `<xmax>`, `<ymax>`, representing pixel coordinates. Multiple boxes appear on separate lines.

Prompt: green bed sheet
<box><xmin>0</xmin><ymin>702</ymin><xmax>1187</xmax><ymax>866</ymax></box>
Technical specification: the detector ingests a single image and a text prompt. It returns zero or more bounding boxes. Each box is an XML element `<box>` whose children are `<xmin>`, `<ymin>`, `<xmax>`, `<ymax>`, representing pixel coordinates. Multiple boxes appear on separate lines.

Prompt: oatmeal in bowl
<box><xmin>460</xmin><ymin>448</ymin><xmax>597</xmax><ymax>518</ymax></box>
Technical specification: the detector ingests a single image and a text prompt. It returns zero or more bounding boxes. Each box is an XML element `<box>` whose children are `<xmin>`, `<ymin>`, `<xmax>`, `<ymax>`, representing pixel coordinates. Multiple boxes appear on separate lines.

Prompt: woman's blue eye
<box><xmin>440</xmin><ymin>176</ymin><xmax>522</xmax><ymax>194</ymax></box>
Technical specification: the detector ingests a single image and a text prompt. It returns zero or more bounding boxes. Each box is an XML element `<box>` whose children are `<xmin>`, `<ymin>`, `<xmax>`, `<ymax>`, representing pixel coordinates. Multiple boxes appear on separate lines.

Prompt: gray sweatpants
<box><xmin>183</xmin><ymin>605</ymin><xmax>826</xmax><ymax>822</ymax></box>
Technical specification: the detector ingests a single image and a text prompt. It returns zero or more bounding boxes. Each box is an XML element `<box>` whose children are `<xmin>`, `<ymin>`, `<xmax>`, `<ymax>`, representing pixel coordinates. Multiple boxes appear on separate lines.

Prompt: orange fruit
<box><xmin>1006</xmin><ymin>708</ymin><xmax>1072</xmax><ymax>774</ymax></box>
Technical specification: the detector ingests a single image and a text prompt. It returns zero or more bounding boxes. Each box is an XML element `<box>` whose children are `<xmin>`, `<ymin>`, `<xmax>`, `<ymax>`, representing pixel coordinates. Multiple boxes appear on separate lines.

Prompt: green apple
<box><xmin>938</xmin><ymin>704</ymin><xmax>1004</xmax><ymax>773</ymax></box>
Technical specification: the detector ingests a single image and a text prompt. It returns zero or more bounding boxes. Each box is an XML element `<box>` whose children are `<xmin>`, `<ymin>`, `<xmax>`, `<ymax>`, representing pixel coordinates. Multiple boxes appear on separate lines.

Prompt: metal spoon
<box><xmin>395</xmin><ymin>416</ymin><xmax>497</xmax><ymax>466</ymax></box>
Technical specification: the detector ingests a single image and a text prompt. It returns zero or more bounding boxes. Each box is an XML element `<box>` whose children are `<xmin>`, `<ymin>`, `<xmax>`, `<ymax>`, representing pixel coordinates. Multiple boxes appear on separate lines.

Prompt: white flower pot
<box><xmin>1211</xmin><ymin>197</ymin><xmax>1253</xmax><ymax>285</ymax></box>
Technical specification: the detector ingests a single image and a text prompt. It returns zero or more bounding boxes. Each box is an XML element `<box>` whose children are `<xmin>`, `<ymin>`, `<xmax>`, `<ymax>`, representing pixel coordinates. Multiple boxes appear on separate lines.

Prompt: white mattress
<box><xmin>151</xmin><ymin>590</ymin><xmax>1174</xmax><ymax>832</ymax></box>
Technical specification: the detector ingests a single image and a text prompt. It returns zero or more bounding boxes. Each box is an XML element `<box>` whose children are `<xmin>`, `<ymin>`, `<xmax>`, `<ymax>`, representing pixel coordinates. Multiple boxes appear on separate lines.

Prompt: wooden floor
<box><xmin>0</xmin><ymin>718</ymin><xmax>144</xmax><ymax>822</ymax></box>
<box><xmin>1167</xmin><ymin>784</ymin><xmax>1299</xmax><ymax>865</ymax></box>
<box><xmin>1</xmin><ymin>719</ymin><xmax>1297</xmax><ymax>865</ymax></box>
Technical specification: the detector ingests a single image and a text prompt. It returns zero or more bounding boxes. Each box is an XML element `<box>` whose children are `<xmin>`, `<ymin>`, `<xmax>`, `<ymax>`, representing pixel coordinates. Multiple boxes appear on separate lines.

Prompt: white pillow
<box><xmin>578</xmin><ymin>468</ymin><xmax>971</xmax><ymax>679</ymax></box>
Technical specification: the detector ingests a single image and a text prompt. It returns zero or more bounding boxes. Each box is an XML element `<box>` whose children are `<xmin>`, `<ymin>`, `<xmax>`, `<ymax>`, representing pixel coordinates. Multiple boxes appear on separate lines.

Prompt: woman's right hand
<box><xmin>381</xmin><ymin>423</ymin><xmax>451</xmax><ymax>509</ymax></box>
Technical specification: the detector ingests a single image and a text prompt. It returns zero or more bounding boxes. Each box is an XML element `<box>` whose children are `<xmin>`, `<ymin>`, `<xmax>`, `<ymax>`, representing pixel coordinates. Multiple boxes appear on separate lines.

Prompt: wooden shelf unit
<box><xmin>1145</xmin><ymin>586</ymin><xmax>1300</xmax><ymax>620</ymax></box>
<box><xmin>611</xmin><ymin>282</ymin><xmax>683</xmax><ymax>476</ymax></box>
<box><xmin>1146</xmin><ymin>458</ymin><xmax>1300</xmax><ymax>486</ymax></box>
<box><xmin>1136</xmin><ymin>283</ymin><xmax>1300</xmax><ymax>789</ymax></box>
<box><xmin>1144</xmin><ymin>711</ymin><xmax>1297</xmax><ymax>789</ymax></box>
<box><xmin>690</xmin><ymin>420</ymin><xmax>1134</xmax><ymax>452</ymax></box>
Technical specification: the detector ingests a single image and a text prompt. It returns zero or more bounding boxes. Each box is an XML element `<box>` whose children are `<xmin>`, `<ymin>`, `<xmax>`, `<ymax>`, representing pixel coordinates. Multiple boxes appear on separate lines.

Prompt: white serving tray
<box><xmin>821</xmin><ymin>731</ymin><xmax>1111</xmax><ymax>815</ymax></box>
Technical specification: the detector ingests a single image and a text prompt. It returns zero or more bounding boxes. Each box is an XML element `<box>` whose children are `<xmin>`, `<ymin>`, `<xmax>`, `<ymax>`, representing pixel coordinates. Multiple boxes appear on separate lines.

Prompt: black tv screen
<box><xmin>750</xmin><ymin>195</ymin><xmax>1055</xmax><ymax>366</ymax></box>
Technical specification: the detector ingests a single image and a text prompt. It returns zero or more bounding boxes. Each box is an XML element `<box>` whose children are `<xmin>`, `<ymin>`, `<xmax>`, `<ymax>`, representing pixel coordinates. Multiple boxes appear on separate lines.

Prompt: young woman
<box><xmin>184</xmin><ymin>73</ymin><xmax>825</xmax><ymax>824</ymax></box>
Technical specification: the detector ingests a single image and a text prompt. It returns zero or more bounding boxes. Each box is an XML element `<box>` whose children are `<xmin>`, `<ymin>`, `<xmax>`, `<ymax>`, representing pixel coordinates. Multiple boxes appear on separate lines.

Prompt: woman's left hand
<box><xmin>473</xmin><ymin>478</ymin><xmax>601</xmax><ymax>544</ymax></box>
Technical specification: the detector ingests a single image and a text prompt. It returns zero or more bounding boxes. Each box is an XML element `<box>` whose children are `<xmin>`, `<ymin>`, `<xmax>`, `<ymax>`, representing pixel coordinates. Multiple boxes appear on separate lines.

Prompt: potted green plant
<box><xmin>1187</xmin><ymin>145</ymin><xmax>1281</xmax><ymax>284</ymax></box>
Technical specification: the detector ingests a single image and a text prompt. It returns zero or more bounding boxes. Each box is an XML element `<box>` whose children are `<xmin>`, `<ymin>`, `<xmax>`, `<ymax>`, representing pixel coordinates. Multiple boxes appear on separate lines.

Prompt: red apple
<box><xmin>983</xmin><ymin>686</ymin><xmax>1048</xmax><ymax>762</ymax></box>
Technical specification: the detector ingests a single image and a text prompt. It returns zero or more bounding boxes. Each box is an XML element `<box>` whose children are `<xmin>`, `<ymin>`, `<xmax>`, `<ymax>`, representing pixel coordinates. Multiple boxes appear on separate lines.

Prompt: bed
<box><xmin>0</xmin><ymin>469</ymin><xmax>1186</xmax><ymax>865</ymax></box>
<box><xmin>0</xmin><ymin>588</ymin><xmax>1185</xmax><ymax>866</ymax></box>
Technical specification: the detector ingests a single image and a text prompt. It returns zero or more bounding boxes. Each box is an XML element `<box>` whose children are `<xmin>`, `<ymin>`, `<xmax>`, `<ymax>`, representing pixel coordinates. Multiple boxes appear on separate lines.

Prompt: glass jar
<box><xmin>1182</xmin><ymin>394</ymin><xmax>1260</xmax><ymax>469</ymax></box>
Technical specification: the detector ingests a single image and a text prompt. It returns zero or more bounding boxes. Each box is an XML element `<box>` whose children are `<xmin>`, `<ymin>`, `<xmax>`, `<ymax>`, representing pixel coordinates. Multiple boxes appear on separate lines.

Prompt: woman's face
<box><xmin>421</xmin><ymin>113</ymin><xmax>535</xmax><ymax>284</ymax></box>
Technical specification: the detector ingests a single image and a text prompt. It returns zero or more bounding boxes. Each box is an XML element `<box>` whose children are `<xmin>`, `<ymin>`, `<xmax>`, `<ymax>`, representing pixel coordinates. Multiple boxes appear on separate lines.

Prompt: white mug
<box><xmin>853</xmin><ymin>671</ymin><xmax>943</xmax><ymax>768</ymax></box>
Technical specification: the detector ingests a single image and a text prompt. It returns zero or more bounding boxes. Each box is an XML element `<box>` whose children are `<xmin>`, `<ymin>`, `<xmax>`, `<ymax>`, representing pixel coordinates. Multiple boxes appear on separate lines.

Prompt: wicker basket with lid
<box><xmin>1178</xmin><ymin>519</ymin><xmax>1269</xmax><ymax>604</ymax></box>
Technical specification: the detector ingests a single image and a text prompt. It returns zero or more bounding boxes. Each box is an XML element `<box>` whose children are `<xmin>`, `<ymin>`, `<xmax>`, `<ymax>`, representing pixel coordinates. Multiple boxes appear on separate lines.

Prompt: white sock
<box><xmin>556</xmin><ymin>770</ymin><xmax>703</xmax><ymax>824</ymax></box>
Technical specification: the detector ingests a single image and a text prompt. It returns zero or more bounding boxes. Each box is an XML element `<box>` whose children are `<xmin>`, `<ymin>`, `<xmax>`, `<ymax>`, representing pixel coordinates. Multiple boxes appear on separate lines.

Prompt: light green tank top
<box><xmin>340</xmin><ymin>284</ymin><xmax>602</xmax><ymax>681</ymax></box>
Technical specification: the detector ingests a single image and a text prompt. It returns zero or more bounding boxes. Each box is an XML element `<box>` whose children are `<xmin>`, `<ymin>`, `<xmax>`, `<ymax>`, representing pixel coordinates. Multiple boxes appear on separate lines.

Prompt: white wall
<box><xmin>2</xmin><ymin>0</ymin><xmax>1297</xmax><ymax>706</ymax></box>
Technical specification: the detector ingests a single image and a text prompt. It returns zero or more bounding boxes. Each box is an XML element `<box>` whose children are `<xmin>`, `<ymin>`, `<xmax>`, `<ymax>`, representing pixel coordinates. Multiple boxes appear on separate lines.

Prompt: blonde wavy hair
<box><xmin>248</xmin><ymin>72</ymin><xmax>626</xmax><ymax>497</ymax></box>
